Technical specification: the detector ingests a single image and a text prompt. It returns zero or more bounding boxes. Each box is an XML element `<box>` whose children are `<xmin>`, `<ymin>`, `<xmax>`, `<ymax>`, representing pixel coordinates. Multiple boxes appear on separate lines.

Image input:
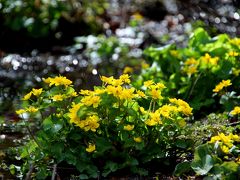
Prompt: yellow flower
<box><xmin>169</xmin><ymin>98</ymin><xmax>192</xmax><ymax>116</ymax></box>
<box><xmin>119</xmin><ymin>74</ymin><xmax>131</xmax><ymax>84</ymax></box>
<box><xmin>201</xmin><ymin>53</ymin><xmax>219</xmax><ymax>66</ymax></box>
<box><xmin>139</xmin><ymin>107</ymin><xmax>147</xmax><ymax>114</ymax></box>
<box><xmin>145</xmin><ymin>111</ymin><xmax>162</xmax><ymax>126</ymax></box>
<box><xmin>150</xmin><ymin>89</ymin><xmax>162</xmax><ymax>100</ymax></box>
<box><xmin>184</xmin><ymin>66</ymin><xmax>198</xmax><ymax>75</ymax></box>
<box><xmin>155</xmin><ymin>83</ymin><xmax>166</xmax><ymax>89</ymax></box>
<box><xmin>170</xmin><ymin>50</ymin><xmax>179</xmax><ymax>57</ymax></box>
<box><xmin>106</xmin><ymin>85</ymin><xmax>122</xmax><ymax>98</ymax></box>
<box><xmin>32</xmin><ymin>88</ymin><xmax>43</xmax><ymax>96</ymax></box>
<box><xmin>52</xmin><ymin>94</ymin><xmax>64</xmax><ymax>101</ymax></box>
<box><xmin>100</xmin><ymin>76</ymin><xmax>114</xmax><ymax>85</ymax></box>
<box><xmin>213</xmin><ymin>79</ymin><xmax>232</xmax><ymax>93</ymax></box>
<box><xmin>144</xmin><ymin>80</ymin><xmax>154</xmax><ymax>88</ymax></box>
<box><xmin>22</xmin><ymin>92</ymin><xmax>32</xmax><ymax>100</ymax></box>
<box><xmin>132</xmin><ymin>12</ymin><xmax>143</xmax><ymax>21</ymax></box>
<box><xmin>83</xmin><ymin>115</ymin><xmax>100</xmax><ymax>132</ymax></box>
<box><xmin>119</xmin><ymin>88</ymin><xmax>135</xmax><ymax>100</ymax></box>
<box><xmin>68</xmin><ymin>91</ymin><xmax>78</xmax><ymax>97</ymax></box>
<box><xmin>184</xmin><ymin>58</ymin><xmax>198</xmax><ymax>66</ymax></box>
<box><xmin>178</xmin><ymin>119</ymin><xmax>186</xmax><ymax>127</ymax></box>
<box><xmin>86</xmin><ymin>144</ymin><xmax>96</xmax><ymax>153</ymax></box>
<box><xmin>133</xmin><ymin>137</ymin><xmax>142</xmax><ymax>143</ymax></box>
<box><xmin>229</xmin><ymin>133</ymin><xmax>240</xmax><ymax>142</ymax></box>
<box><xmin>158</xmin><ymin>105</ymin><xmax>178</xmax><ymax>119</ymax></box>
<box><xmin>135</xmin><ymin>90</ymin><xmax>146</xmax><ymax>98</ymax></box>
<box><xmin>230</xmin><ymin>106</ymin><xmax>240</xmax><ymax>116</ymax></box>
<box><xmin>43</xmin><ymin>75</ymin><xmax>72</xmax><ymax>87</ymax></box>
<box><xmin>16</xmin><ymin>109</ymin><xmax>26</xmax><ymax>115</ymax></box>
<box><xmin>221</xmin><ymin>145</ymin><xmax>230</xmax><ymax>154</ymax></box>
<box><xmin>81</xmin><ymin>96</ymin><xmax>101</xmax><ymax>108</ymax></box>
<box><xmin>124</xmin><ymin>124</ymin><xmax>134</xmax><ymax>131</ymax></box>
<box><xmin>209</xmin><ymin>135</ymin><xmax>221</xmax><ymax>144</ymax></box>
<box><xmin>80</xmin><ymin>90</ymin><xmax>91</xmax><ymax>95</ymax></box>
<box><xmin>229</xmin><ymin>38</ymin><xmax>240</xmax><ymax>46</ymax></box>
<box><xmin>141</xmin><ymin>61</ymin><xmax>149</xmax><ymax>69</ymax></box>
<box><xmin>123</xmin><ymin>66</ymin><xmax>134</xmax><ymax>74</ymax></box>
<box><xmin>26</xmin><ymin>106</ymin><xmax>38</xmax><ymax>113</ymax></box>
<box><xmin>228</xmin><ymin>51</ymin><xmax>239</xmax><ymax>57</ymax></box>
<box><xmin>232</xmin><ymin>68</ymin><xmax>240</xmax><ymax>76</ymax></box>
<box><xmin>68</xmin><ymin>103</ymin><xmax>82</xmax><ymax>124</ymax></box>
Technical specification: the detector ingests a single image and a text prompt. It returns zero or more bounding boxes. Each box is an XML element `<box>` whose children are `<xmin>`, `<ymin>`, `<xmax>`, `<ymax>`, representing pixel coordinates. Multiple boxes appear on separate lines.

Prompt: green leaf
<box><xmin>220</xmin><ymin>161</ymin><xmax>239</xmax><ymax>174</ymax></box>
<box><xmin>191</xmin><ymin>154</ymin><xmax>213</xmax><ymax>175</ymax></box>
<box><xmin>79</xmin><ymin>174</ymin><xmax>89</xmax><ymax>179</ymax></box>
<box><xmin>191</xmin><ymin>144</ymin><xmax>214</xmax><ymax>175</ymax></box>
<box><xmin>95</xmin><ymin>137</ymin><xmax>112</xmax><ymax>154</ymax></box>
<box><xmin>102</xmin><ymin>161</ymin><xmax>119</xmax><ymax>177</ymax></box>
<box><xmin>9</xmin><ymin>164</ymin><xmax>15</xmax><ymax>175</ymax></box>
<box><xmin>174</xmin><ymin>161</ymin><xmax>191</xmax><ymax>176</ymax></box>
<box><xmin>42</xmin><ymin>117</ymin><xmax>53</xmax><ymax>131</ymax></box>
<box><xmin>175</xmin><ymin>139</ymin><xmax>188</xmax><ymax>149</ymax></box>
<box><xmin>65</xmin><ymin>151</ymin><xmax>77</xmax><ymax>165</ymax></box>
<box><xmin>189</xmin><ymin>28</ymin><xmax>210</xmax><ymax>48</ymax></box>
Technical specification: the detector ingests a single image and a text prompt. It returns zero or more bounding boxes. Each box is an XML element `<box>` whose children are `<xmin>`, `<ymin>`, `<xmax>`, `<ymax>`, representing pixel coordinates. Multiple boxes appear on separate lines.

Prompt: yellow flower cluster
<box><xmin>169</xmin><ymin>98</ymin><xmax>193</xmax><ymax>116</ymax></box>
<box><xmin>43</xmin><ymin>75</ymin><xmax>72</xmax><ymax>87</ymax></box>
<box><xmin>183</xmin><ymin>58</ymin><xmax>198</xmax><ymax>75</ymax></box>
<box><xmin>101</xmin><ymin>74</ymin><xmax>131</xmax><ymax>86</ymax></box>
<box><xmin>69</xmin><ymin>103</ymin><xmax>100</xmax><ymax>132</ymax></box>
<box><xmin>230</xmin><ymin>106</ymin><xmax>240</xmax><ymax>116</ymax></box>
<box><xmin>229</xmin><ymin>38</ymin><xmax>240</xmax><ymax>46</ymax></box>
<box><xmin>22</xmin><ymin>88</ymin><xmax>43</xmax><ymax>100</ymax></box>
<box><xmin>143</xmin><ymin>80</ymin><xmax>165</xmax><ymax>100</ymax></box>
<box><xmin>209</xmin><ymin>133</ymin><xmax>240</xmax><ymax>154</ymax></box>
<box><xmin>67</xmin><ymin>74</ymin><xmax>192</xmax><ymax>135</ymax></box>
<box><xmin>81</xmin><ymin>95</ymin><xmax>101</xmax><ymax>108</ymax></box>
<box><xmin>145</xmin><ymin>111</ymin><xmax>162</xmax><ymax>126</ymax></box>
<box><xmin>16</xmin><ymin>106</ymin><xmax>39</xmax><ymax>115</ymax></box>
<box><xmin>201</xmin><ymin>53</ymin><xmax>219</xmax><ymax>66</ymax></box>
<box><xmin>213</xmin><ymin>79</ymin><xmax>232</xmax><ymax>93</ymax></box>
<box><xmin>144</xmin><ymin>98</ymin><xmax>192</xmax><ymax>127</ymax></box>
<box><xmin>228</xmin><ymin>51</ymin><xmax>239</xmax><ymax>57</ymax></box>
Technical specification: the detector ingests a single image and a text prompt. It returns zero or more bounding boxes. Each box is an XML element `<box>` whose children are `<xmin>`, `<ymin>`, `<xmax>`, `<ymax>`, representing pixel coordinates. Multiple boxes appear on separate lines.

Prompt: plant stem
<box><xmin>51</xmin><ymin>164</ymin><xmax>57</xmax><ymax>180</ymax></box>
<box><xmin>187</xmin><ymin>72</ymin><xmax>203</xmax><ymax>100</ymax></box>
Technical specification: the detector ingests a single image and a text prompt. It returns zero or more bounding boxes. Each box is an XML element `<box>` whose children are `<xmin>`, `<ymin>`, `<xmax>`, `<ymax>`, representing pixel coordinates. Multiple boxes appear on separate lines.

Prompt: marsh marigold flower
<box><xmin>230</xmin><ymin>106</ymin><xmax>240</xmax><ymax>116</ymax></box>
<box><xmin>213</xmin><ymin>79</ymin><xmax>232</xmax><ymax>93</ymax></box>
<box><xmin>145</xmin><ymin>111</ymin><xmax>162</xmax><ymax>126</ymax></box>
<box><xmin>169</xmin><ymin>98</ymin><xmax>192</xmax><ymax>116</ymax></box>
<box><xmin>124</xmin><ymin>124</ymin><xmax>134</xmax><ymax>131</ymax></box>
<box><xmin>26</xmin><ymin>106</ymin><xmax>38</xmax><ymax>113</ymax></box>
<box><xmin>22</xmin><ymin>92</ymin><xmax>32</xmax><ymax>100</ymax></box>
<box><xmin>52</xmin><ymin>94</ymin><xmax>64</xmax><ymax>101</ymax></box>
<box><xmin>83</xmin><ymin>115</ymin><xmax>100</xmax><ymax>132</ymax></box>
<box><xmin>16</xmin><ymin>109</ymin><xmax>26</xmax><ymax>115</ymax></box>
<box><xmin>32</xmin><ymin>88</ymin><xmax>43</xmax><ymax>96</ymax></box>
<box><xmin>144</xmin><ymin>80</ymin><xmax>154</xmax><ymax>88</ymax></box>
<box><xmin>68</xmin><ymin>103</ymin><xmax>82</xmax><ymax>124</ymax></box>
<box><xmin>43</xmin><ymin>75</ymin><xmax>72</xmax><ymax>87</ymax></box>
<box><xmin>123</xmin><ymin>66</ymin><xmax>134</xmax><ymax>74</ymax></box>
<box><xmin>134</xmin><ymin>137</ymin><xmax>142</xmax><ymax>143</ymax></box>
<box><xmin>81</xmin><ymin>95</ymin><xmax>101</xmax><ymax>108</ymax></box>
<box><xmin>228</xmin><ymin>51</ymin><xmax>239</xmax><ymax>57</ymax></box>
<box><xmin>86</xmin><ymin>144</ymin><xmax>96</xmax><ymax>153</ymax></box>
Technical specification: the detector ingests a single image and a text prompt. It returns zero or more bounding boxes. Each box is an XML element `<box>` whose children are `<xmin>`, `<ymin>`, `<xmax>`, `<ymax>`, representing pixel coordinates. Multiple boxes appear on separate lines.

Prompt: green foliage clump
<box><xmin>0</xmin><ymin>0</ymin><xmax>108</xmax><ymax>37</ymax></box>
<box><xmin>13</xmin><ymin>75</ymin><xmax>193</xmax><ymax>178</ymax></box>
<box><xmin>136</xmin><ymin>28</ymin><xmax>240</xmax><ymax>117</ymax></box>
